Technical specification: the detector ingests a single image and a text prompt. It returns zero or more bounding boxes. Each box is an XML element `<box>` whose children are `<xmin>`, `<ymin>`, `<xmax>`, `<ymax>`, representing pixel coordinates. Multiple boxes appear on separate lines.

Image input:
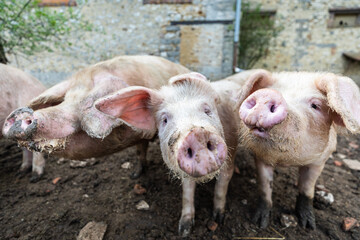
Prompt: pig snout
<box><xmin>239</xmin><ymin>89</ymin><xmax>288</xmax><ymax>137</ymax></box>
<box><xmin>2</xmin><ymin>107</ymin><xmax>37</xmax><ymax>140</ymax></box>
<box><xmin>177</xmin><ymin>128</ymin><xmax>227</xmax><ymax>178</ymax></box>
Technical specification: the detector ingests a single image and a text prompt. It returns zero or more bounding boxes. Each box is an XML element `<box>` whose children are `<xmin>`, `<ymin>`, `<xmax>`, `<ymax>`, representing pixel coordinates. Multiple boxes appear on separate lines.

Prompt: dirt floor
<box><xmin>0</xmin><ymin>135</ymin><xmax>359</xmax><ymax>240</ymax></box>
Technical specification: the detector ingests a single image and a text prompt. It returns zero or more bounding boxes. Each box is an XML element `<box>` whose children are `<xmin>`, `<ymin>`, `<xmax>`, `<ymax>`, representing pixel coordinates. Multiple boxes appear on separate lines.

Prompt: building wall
<box><xmin>244</xmin><ymin>0</ymin><xmax>360</xmax><ymax>84</ymax></box>
<box><xmin>8</xmin><ymin>0</ymin><xmax>235</xmax><ymax>86</ymax></box>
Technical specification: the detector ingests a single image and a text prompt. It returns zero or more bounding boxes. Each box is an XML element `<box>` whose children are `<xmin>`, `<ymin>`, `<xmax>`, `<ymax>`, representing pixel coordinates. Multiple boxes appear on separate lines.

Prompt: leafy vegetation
<box><xmin>238</xmin><ymin>3</ymin><xmax>282</xmax><ymax>69</ymax></box>
<box><xmin>0</xmin><ymin>0</ymin><xmax>91</xmax><ymax>64</ymax></box>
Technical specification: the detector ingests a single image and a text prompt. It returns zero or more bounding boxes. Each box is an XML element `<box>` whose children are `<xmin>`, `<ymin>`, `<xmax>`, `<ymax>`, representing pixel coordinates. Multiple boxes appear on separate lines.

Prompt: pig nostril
<box><xmin>245</xmin><ymin>99</ymin><xmax>256</xmax><ymax>109</ymax></box>
<box><xmin>25</xmin><ymin>119</ymin><xmax>32</xmax><ymax>125</ymax></box>
<box><xmin>207</xmin><ymin>141</ymin><xmax>214</xmax><ymax>151</ymax></box>
<box><xmin>187</xmin><ymin>148</ymin><xmax>193</xmax><ymax>158</ymax></box>
<box><xmin>270</xmin><ymin>105</ymin><xmax>275</xmax><ymax>113</ymax></box>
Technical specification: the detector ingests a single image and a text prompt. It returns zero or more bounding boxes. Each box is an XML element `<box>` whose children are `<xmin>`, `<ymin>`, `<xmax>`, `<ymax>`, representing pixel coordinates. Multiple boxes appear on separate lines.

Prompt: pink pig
<box><xmin>0</xmin><ymin>64</ymin><xmax>46</xmax><ymax>180</ymax></box>
<box><xmin>236</xmin><ymin>70</ymin><xmax>360</xmax><ymax>229</ymax></box>
<box><xmin>2</xmin><ymin>56</ymin><xmax>190</xmax><ymax>179</ymax></box>
<box><xmin>92</xmin><ymin>72</ymin><xmax>242</xmax><ymax>236</ymax></box>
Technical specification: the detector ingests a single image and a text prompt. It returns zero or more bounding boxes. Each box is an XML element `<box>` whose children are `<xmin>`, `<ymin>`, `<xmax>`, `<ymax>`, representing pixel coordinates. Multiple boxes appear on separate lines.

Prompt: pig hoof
<box><xmin>130</xmin><ymin>166</ymin><xmax>143</xmax><ymax>179</ymax></box>
<box><xmin>178</xmin><ymin>217</ymin><xmax>194</xmax><ymax>237</ymax></box>
<box><xmin>213</xmin><ymin>209</ymin><xmax>225</xmax><ymax>224</ymax></box>
<box><xmin>296</xmin><ymin>193</ymin><xmax>316</xmax><ymax>230</ymax></box>
<box><xmin>30</xmin><ymin>172</ymin><xmax>42</xmax><ymax>183</ymax></box>
<box><xmin>252</xmin><ymin>197</ymin><xmax>271</xmax><ymax>229</ymax></box>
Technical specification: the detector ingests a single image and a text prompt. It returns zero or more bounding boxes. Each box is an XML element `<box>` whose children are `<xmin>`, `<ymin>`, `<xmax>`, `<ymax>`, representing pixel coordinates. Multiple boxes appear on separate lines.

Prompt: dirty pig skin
<box><xmin>2</xmin><ymin>55</ymin><xmax>190</xmax><ymax>179</ymax></box>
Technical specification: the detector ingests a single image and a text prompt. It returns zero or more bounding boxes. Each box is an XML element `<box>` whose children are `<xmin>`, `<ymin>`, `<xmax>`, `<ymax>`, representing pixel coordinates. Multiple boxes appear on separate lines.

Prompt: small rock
<box><xmin>77</xmin><ymin>221</ymin><xmax>107</xmax><ymax>240</ymax></box>
<box><xmin>316</xmin><ymin>191</ymin><xmax>334</xmax><ymax>205</ymax></box>
<box><xmin>134</xmin><ymin>184</ymin><xmax>147</xmax><ymax>195</ymax></box>
<box><xmin>241</xmin><ymin>199</ymin><xmax>247</xmax><ymax>205</ymax></box>
<box><xmin>337</xmin><ymin>153</ymin><xmax>346</xmax><ymax>159</ymax></box>
<box><xmin>86</xmin><ymin>158</ymin><xmax>98</xmax><ymax>166</ymax></box>
<box><xmin>136</xmin><ymin>200</ymin><xmax>149</xmax><ymax>210</ymax></box>
<box><xmin>70</xmin><ymin>160</ymin><xmax>87</xmax><ymax>168</ymax></box>
<box><xmin>57</xmin><ymin>158</ymin><xmax>67</xmax><ymax>164</ymax></box>
<box><xmin>207</xmin><ymin>220</ymin><xmax>218</xmax><ymax>231</ymax></box>
<box><xmin>52</xmin><ymin>177</ymin><xmax>61</xmax><ymax>185</ymax></box>
<box><xmin>280</xmin><ymin>214</ymin><xmax>297</xmax><ymax>228</ymax></box>
<box><xmin>334</xmin><ymin>160</ymin><xmax>343</xmax><ymax>167</ymax></box>
<box><xmin>349</xmin><ymin>142</ymin><xmax>359</xmax><ymax>149</ymax></box>
<box><xmin>315</xmin><ymin>184</ymin><xmax>326</xmax><ymax>191</ymax></box>
<box><xmin>83</xmin><ymin>194</ymin><xmax>89</xmax><ymax>198</ymax></box>
<box><xmin>342</xmin><ymin>217</ymin><xmax>359</xmax><ymax>231</ymax></box>
<box><xmin>343</xmin><ymin>159</ymin><xmax>360</xmax><ymax>171</ymax></box>
<box><xmin>249</xmin><ymin>179</ymin><xmax>256</xmax><ymax>184</ymax></box>
<box><xmin>70</xmin><ymin>158</ymin><xmax>98</xmax><ymax>168</ymax></box>
<box><xmin>121</xmin><ymin>162</ymin><xmax>131</xmax><ymax>169</ymax></box>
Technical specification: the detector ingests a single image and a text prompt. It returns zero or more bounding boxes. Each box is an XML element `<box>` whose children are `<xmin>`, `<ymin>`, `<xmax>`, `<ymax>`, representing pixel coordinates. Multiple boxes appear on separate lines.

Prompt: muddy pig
<box><xmin>91</xmin><ymin>72</ymin><xmax>241</xmax><ymax>236</ymax></box>
<box><xmin>236</xmin><ymin>70</ymin><xmax>360</xmax><ymax>229</ymax></box>
<box><xmin>0</xmin><ymin>64</ymin><xmax>46</xmax><ymax>180</ymax></box>
<box><xmin>2</xmin><ymin>56</ymin><xmax>190</xmax><ymax>178</ymax></box>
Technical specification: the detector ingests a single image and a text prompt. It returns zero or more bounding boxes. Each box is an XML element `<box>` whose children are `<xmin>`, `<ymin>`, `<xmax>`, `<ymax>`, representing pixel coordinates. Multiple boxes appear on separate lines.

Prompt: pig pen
<box><xmin>0</xmin><ymin>135</ymin><xmax>359</xmax><ymax>240</ymax></box>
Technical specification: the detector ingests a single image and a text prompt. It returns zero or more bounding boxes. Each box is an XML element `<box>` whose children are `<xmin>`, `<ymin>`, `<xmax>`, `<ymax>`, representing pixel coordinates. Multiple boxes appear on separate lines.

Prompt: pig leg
<box><xmin>179</xmin><ymin>178</ymin><xmax>196</xmax><ymax>237</ymax></box>
<box><xmin>253</xmin><ymin>158</ymin><xmax>274</xmax><ymax>228</ymax></box>
<box><xmin>20</xmin><ymin>149</ymin><xmax>33</xmax><ymax>173</ymax></box>
<box><xmin>30</xmin><ymin>152</ymin><xmax>46</xmax><ymax>183</ymax></box>
<box><xmin>213</xmin><ymin>155</ymin><xmax>235</xmax><ymax>223</ymax></box>
<box><xmin>296</xmin><ymin>163</ymin><xmax>324</xmax><ymax>230</ymax></box>
<box><xmin>130</xmin><ymin>141</ymin><xmax>149</xmax><ymax>179</ymax></box>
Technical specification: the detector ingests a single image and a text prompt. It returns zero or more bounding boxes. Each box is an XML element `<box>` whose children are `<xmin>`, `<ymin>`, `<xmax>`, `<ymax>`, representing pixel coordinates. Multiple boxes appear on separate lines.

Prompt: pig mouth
<box><xmin>18</xmin><ymin>137</ymin><xmax>67</xmax><ymax>154</ymax></box>
<box><xmin>248</xmin><ymin>126</ymin><xmax>269</xmax><ymax>138</ymax></box>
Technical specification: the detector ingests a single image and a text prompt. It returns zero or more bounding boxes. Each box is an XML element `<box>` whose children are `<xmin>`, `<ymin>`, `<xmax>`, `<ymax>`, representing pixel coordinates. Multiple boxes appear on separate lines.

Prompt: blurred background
<box><xmin>1</xmin><ymin>0</ymin><xmax>360</xmax><ymax>86</ymax></box>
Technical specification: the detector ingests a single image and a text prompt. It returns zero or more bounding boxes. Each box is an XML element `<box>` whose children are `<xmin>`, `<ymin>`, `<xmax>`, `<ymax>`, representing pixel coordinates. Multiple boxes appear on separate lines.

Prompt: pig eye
<box><xmin>160</xmin><ymin>114</ymin><xmax>168</xmax><ymax>127</ymax></box>
<box><xmin>203</xmin><ymin>105</ymin><xmax>212</xmax><ymax>116</ymax></box>
<box><xmin>310</xmin><ymin>100</ymin><xmax>321</xmax><ymax>111</ymax></box>
<box><xmin>311</xmin><ymin>103</ymin><xmax>318</xmax><ymax>110</ymax></box>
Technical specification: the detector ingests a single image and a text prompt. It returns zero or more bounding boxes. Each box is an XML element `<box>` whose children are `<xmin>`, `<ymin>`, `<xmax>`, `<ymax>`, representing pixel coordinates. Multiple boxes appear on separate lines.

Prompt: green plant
<box><xmin>0</xmin><ymin>0</ymin><xmax>92</xmax><ymax>64</ymax></box>
<box><xmin>238</xmin><ymin>3</ymin><xmax>282</xmax><ymax>69</ymax></box>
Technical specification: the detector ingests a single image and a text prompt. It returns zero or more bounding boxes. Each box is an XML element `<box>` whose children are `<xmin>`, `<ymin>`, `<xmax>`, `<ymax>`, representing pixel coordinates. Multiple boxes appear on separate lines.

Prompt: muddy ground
<box><xmin>0</xmin><ymin>135</ymin><xmax>359</xmax><ymax>240</ymax></box>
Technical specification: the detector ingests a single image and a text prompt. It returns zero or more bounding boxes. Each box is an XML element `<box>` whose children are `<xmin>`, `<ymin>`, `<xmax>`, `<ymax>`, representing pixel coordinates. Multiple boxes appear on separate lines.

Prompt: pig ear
<box><xmin>235</xmin><ymin>69</ymin><xmax>274</xmax><ymax>109</ymax></box>
<box><xmin>169</xmin><ymin>72</ymin><xmax>209</xmax><ymax>85</ymax></box>
<box><xmin>316</xmin><ymin>74</ymin><xmax>360</xmax><ymax>134</ymax></box>
<box><xmin>94</xmin><ymin>86</ymin><xmax>161</xmax><ymax>138</ymax></box>
<box><xmin>29</xmin><ymin>80</ymin><xmax>71</xmax><ymax>110</ymax></box>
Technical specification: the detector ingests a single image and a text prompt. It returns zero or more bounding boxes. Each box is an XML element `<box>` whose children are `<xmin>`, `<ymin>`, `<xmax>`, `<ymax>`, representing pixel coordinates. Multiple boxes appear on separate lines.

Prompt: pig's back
<box><xmin>109</xmin><ymin>55</ymin><xmax>190</xmax><ymax>89</ymax></box>
<box><xmin>0</xmin><ymin>64</ymin><xmax>46</xmax><ymax>135</ymax></box>
<box><xmin>74</xmin><ymin>55</ymin><xmax>190</xmax><ymax>91</ymax></box>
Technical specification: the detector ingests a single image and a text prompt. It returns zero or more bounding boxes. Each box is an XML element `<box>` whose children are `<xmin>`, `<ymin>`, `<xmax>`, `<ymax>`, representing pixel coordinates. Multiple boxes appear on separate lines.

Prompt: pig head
<box><xmin>94</xmin><ymin>72</ymin><xmax>231</xmax><ymax>182</ymax></box>
<box><xmin>2</xmin><ymin>56</ymin><xmax>190</xmax><ymax>160</ymax></box>
<box><xmin>93</xmin><ymin>72</ymin><xmax>240</xmax><ymax>236</ymax></box>
<box><xmin>236</xmin><ymin>70</ymin><xmax>360</xmax><ymax>229</ymax></box>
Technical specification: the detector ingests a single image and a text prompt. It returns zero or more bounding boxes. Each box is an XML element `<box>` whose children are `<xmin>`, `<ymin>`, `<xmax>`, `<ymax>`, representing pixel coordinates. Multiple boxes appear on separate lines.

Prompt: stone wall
<box><xmin>8</xmin><ymin>0</ymin><xmax>235</xmax><ymax>86</ymax></box>
<box><xmin>244</xmin><ymin>0</ymin><xmax>360</xmax><ymax>84</ymax></box>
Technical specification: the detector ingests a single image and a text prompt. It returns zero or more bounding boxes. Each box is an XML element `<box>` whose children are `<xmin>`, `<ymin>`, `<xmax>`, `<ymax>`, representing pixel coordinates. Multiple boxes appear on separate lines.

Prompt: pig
<box><xmin>2</xmin><ymin>55</ymin><xmax>190</xmax><ymax>178</ymax></box>
<box><xmin>235</xmin><ymin>70</ymin><xmax>360</xmax><ymax>229</ymax></box>
<box><xmin>0</xmin><ymin>64</ymin><xmax>46</xmax><ymax>180</ymax></box>
<box><xmin>91</xmin><ymin>72</ymin><xmax>241</xmax><ymax>236</ymax></box>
